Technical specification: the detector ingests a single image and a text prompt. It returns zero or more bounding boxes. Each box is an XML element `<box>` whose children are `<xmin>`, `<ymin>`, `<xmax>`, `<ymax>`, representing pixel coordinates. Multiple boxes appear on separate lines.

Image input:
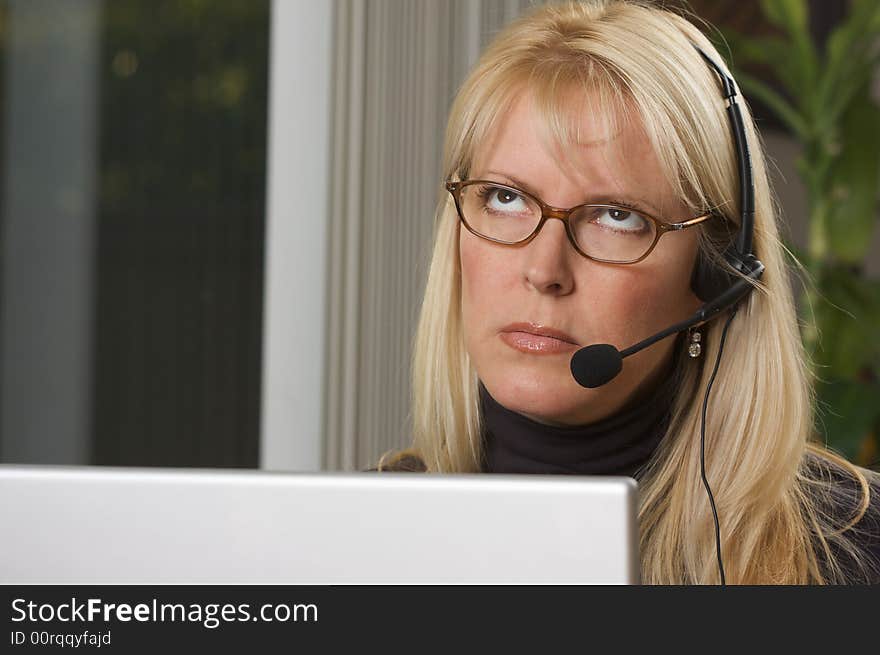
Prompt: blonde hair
<box><xmin>387</xmin><ymin>0</ymin><xmax>878</xmax><ymax>584</ymax></box>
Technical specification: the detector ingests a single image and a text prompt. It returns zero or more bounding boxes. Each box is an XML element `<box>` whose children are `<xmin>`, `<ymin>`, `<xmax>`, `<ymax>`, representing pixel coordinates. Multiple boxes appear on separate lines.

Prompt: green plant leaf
<box><xmin>734</xmin><ymin>70</ymin><xmax>810</xmax><ymax>140</ymax></box>
<box><xmin>819</xmin><ymin>0</ymin><xmax>880</xmax><ymax>126</ymax></box>
<box><xmin>758</xmin><ymin>0</ymin><xmax>818</xmax><ymax>91</ymax></box>
<box><xmin>760</xmin><ymin>0</ymin><xmax>808</xmax><ymax>33</ymax></box>
<box><xmin>825</xmin><ymin>90</ymin><xmax>880</xmax><ymax>263</ymax></box>
<box><xmin>824</xmin><ymin>0</ymin><xmax>880</xmax><ymax>81</ymax></box>
<box><xmin>811</xmin><ymin>268</ymin><xmax>880</xmax><ymax>376</ymax></box>
<box><xmin>855</xmin><ymin>0</ymin><xmax>880</xmax><ymax>28</ymax></box>
<box><xmin>721</xmin><ymin>30</ymin><xmax>807</xmax><ymax>96</ymax></box>
<box><xmin>815</xmin><ymin>378</ymin><xmax>880</xmax><ymax>461</ymax></box>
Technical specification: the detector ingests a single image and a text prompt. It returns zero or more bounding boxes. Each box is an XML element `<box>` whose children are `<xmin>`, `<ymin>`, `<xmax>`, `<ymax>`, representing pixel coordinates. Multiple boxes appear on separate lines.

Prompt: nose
<box><xmin>522</xmin><ymin>217</ymin><xmax>575</xmax><ymax>296</ymax></box>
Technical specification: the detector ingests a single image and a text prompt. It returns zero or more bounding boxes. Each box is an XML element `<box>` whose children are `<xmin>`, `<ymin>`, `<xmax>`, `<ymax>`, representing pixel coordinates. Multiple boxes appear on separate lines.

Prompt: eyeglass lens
<box><xmin>457</xmin><ymin>182</ymin><xmax>658</xmax><ymax>263</ymax></box>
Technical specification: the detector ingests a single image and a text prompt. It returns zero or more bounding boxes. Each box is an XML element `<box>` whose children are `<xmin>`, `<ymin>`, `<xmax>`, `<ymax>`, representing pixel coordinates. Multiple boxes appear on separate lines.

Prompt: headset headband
<box><xmin>692</xmin><ymin>45</ymin><xmax>757</xmax><ymax>266</ymax></box>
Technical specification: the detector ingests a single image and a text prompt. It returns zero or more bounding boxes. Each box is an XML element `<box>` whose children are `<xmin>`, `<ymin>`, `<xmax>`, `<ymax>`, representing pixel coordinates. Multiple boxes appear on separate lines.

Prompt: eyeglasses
<box><xmin>446</xmin><ymin>179</ymin><xmax>713</xmax><ymax>265</ymax></box>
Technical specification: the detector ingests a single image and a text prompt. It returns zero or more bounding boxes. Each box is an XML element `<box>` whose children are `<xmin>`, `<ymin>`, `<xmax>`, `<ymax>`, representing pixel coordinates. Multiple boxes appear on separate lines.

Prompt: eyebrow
<box><xmin>481</xmin><ymin>170</ymin><xmax>663</xmax><ymax>217</ymax></box>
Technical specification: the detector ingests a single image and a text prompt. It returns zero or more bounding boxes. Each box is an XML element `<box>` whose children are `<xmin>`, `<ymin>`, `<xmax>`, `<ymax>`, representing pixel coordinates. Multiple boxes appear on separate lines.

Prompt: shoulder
<box><xmin>363</xmin><ymin>451</ymin><xmax>428</xmax><ymax>473</ymax></box>
<box><xmin>806</xmin><ymin>454</ymin><xmax>880</xmax><ymax>584</ymax></box>
<box><xmin>844</xmin><ymin>471</ymin><xmax>880</xmax><ymax>580</ymax></box>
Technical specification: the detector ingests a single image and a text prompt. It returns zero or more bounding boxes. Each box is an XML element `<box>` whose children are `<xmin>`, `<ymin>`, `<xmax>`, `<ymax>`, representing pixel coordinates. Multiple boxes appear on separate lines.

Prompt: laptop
<box><xmin>0</xmin><ymin>464</ymin><xmax>639</xmax><ymax>584</ymax></box>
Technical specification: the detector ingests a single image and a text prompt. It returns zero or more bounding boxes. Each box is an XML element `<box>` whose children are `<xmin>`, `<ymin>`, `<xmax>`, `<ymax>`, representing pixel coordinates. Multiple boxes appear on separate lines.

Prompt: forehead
<box><xmin>470</xmin><ymin>90</ymin><xmax>677</xmax><ymax>211</ymax></box>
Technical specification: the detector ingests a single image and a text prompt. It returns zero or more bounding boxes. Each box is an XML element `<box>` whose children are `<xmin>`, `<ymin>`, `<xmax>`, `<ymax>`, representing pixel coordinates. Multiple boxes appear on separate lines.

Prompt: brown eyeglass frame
<box><xmin>446</xmin><ymin>179</ymin><xmax>713</xmax><ymax>265</ymax></box>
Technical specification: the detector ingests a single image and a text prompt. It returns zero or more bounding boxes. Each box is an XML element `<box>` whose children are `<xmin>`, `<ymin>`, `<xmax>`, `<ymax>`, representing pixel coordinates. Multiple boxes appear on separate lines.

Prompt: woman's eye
<box><xmin>482</xmin><ymin>187</ymin><xmax>527</xmax><ymax>214</ymax></box>
<box><xmin>595</xmin><ymin>207</ymin><xmax>649</xmax><ymax>233</ymax></box>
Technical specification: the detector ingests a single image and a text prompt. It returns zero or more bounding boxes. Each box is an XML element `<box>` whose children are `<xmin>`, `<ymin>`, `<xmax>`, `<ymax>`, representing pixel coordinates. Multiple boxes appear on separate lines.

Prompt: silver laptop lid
<box><xmin>0</xmin><ymin>464</ymin><xmax>638</xmax><ymax>584</ymax></box>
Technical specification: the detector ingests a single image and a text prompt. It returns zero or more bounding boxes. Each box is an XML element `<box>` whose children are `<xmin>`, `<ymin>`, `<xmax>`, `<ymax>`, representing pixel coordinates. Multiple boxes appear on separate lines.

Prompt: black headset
<box><xmin>570</xmin><ymin>45</ymin><xmax>764</xmax><ymax>388</ymax></box>
<box><xmin>569</xmin><ymin>44</ymin><xmax>764</xmax><ymax>584</ymax></box>
<box><xmin>689</xmin><ymin>46</ymin><xmax>765</xmax><ymax>304</ymax></box>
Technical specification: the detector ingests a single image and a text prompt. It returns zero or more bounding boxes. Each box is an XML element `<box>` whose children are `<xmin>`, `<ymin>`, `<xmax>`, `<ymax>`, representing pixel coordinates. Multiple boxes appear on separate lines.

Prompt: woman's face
<box><xmin>459</xmin><ymin>92</ymin><xmax>702</xmax><ymax>425</ymax></box>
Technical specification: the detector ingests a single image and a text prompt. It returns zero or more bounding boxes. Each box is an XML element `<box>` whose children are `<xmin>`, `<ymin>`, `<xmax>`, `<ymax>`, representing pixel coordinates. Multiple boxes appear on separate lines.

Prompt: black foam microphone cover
<box><xmin>570</xmin><ymin>343</ymin><xmax>623</xmax><ymax>389</ymax></box>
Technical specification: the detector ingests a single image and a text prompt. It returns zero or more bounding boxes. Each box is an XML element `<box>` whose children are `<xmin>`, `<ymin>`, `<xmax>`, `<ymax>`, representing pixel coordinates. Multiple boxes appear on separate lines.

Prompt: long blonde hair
<box><xmin>390</xmin><ymin>0</ymin><xmax>877</xmax><ymax>584</ymax></box>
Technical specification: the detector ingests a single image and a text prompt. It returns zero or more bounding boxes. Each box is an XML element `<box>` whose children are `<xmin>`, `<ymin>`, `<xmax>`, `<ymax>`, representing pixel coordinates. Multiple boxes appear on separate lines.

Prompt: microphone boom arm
<box><xmin>620</xmin><ymin>261</ymin><xmax>764</xmax><ymax>360</ymax></box>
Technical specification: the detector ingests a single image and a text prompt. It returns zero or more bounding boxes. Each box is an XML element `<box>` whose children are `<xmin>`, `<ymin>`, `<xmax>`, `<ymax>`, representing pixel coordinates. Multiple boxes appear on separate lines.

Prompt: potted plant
<box><xmin>721</xmin><ymin>0</ymin><xmax>880</xmax><ymax>465</ymax></box>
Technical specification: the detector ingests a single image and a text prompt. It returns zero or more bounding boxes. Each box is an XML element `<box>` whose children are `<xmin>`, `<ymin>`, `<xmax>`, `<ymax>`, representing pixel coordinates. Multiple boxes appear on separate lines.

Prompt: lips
<box><xmin>499</xmin><ymin>323</ymin><xmax>580</xmax><ymax>355</ymax></box>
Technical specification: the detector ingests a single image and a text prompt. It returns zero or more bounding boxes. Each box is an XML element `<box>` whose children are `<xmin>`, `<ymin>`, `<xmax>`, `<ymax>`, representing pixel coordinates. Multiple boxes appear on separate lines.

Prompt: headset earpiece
<box><xmin>691</xmin><ymin>249</ymin><xmax>735</xmax><ymax>302</ymax></box>
<box><xmin>691</xmin><ymin>241</ymin><xmax>764</xmax><ymax>305</ymax></box>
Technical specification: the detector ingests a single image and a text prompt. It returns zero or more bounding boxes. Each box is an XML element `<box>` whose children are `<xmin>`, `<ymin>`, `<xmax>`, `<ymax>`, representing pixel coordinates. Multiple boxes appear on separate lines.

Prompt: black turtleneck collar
<box><xmin>479</xmin><ymin>365</ymin><xmax>678</xmax><ymax>479</ymax></box>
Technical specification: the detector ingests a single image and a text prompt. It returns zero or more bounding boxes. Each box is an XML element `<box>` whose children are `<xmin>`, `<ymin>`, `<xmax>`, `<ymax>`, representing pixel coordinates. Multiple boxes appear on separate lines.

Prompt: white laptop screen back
<box><xmin>0</xmin><ymin>465</ymin><xmax>639</xmax><ymax>584</ymax></box>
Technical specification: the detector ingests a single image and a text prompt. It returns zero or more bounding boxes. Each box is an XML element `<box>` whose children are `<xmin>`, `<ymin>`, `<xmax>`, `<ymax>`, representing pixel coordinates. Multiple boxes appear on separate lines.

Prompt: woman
<box><xmin>376</xmin><ymin>0</ymin><xmax>880</xmax><ymax>584</ymax></box>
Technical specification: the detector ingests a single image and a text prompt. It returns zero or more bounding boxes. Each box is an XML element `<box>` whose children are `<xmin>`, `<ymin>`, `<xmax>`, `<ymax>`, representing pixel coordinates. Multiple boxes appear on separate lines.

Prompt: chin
<box><xmin>480</xmin><ymin>362</ymin><xmax>596</xmax><ymax>425</ymax></box>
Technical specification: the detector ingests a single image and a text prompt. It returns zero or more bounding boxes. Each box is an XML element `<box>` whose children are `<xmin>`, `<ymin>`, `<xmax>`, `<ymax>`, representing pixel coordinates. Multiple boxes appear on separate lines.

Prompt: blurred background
<box><xmin>0</xmin><ymin>0</ymin><xmax>877</xmax><ymax>473</ymax></box>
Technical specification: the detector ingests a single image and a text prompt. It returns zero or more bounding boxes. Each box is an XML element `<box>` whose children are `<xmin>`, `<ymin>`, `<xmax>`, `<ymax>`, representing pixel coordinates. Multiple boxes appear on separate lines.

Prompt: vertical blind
<box><xmin>323</xmin><ymin>0</ymin><xmax>534</xmax><ymax>471</ymax></box>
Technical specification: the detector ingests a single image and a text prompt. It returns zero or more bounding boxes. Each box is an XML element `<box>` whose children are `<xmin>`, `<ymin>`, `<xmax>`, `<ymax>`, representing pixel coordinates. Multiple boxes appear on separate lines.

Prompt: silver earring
<box><xmin>688</xmin><ymin>329</ymin><xmax>702</xmax><ymax>358</ymax></box>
